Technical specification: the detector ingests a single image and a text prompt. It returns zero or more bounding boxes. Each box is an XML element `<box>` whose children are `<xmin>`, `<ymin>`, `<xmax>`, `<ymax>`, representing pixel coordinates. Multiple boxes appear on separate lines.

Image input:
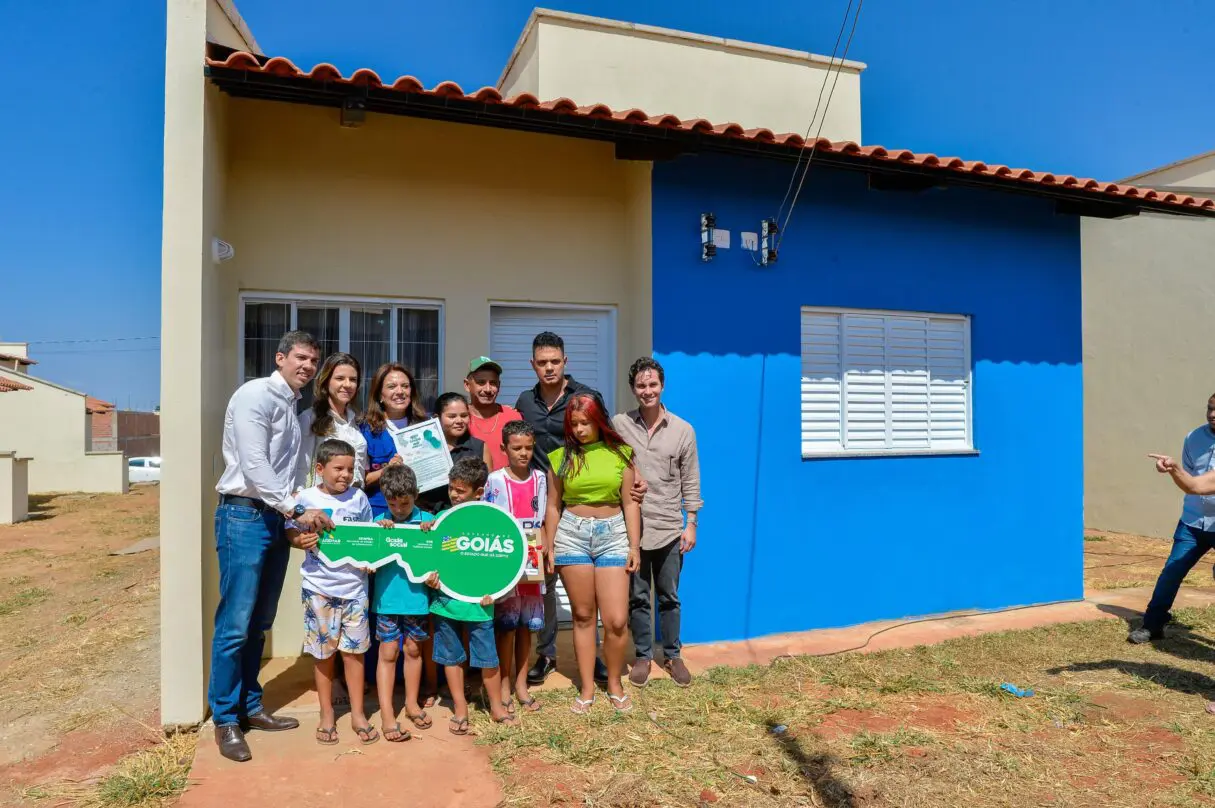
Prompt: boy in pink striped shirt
<box><xmin>483</xmin><ymin>420</ymin><xmax>547</xmax><ymax>713</ymax></box>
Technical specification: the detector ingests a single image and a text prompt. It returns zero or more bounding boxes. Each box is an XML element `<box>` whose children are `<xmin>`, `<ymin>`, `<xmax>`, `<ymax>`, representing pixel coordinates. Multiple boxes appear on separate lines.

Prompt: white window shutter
<box><xmin>801</xmin><ymin>307</ymin><xmax>972</xmax><ymax>456</ymax></box>
<box><xmin>800</xmin><ymin>312</ymin><xmax>844</xmax><ymax>454</ymax></box>
<box><xmin>927</xmin><ymin>317</ymin><xmax>970</xmax><ymax>449</ymax></box>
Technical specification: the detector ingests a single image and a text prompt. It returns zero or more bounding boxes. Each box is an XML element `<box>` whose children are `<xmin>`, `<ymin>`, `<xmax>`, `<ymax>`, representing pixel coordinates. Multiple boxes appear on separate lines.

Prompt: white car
<box><xmin>128</xmin><ymin>456</ymin><xmax>162</xmax><ymax>484</ymax></box>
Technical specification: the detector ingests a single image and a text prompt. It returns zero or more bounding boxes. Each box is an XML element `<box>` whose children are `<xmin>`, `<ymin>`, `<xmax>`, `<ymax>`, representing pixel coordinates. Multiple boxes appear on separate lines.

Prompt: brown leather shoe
<box><xmin>628</xmin><ymin>658</ymin><xmax>651</xmax><ymax>687</ymax></box>
<box><xmin>243</xmin><ymin>712</ymin><xmax>300</xmax><ymax>732</ymax></box>
<box><xmin>215</xmin><ymin>725</ymin><xmax>251</xmax><ymax>762</ymax></box>
<box><xmin>663</xmin><ymin>658</ymin><xmax>692</xmax><ymax>687</ymax></box>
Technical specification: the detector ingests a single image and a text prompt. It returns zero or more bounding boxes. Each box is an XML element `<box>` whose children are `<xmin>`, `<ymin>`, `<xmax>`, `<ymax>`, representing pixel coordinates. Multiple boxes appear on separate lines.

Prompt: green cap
<box><xmin>468</xmin><ymin>356</ymin><xmax>503</xmax><ymax>376</ymax></box>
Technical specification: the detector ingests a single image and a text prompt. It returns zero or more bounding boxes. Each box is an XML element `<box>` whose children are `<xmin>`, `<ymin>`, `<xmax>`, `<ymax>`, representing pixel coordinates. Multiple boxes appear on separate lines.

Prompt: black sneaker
<box><xmin>527</xmin><ymin>654</ymin><xmax>556</xmax><ymax>686</ymax></box>
<box><xmin>594</xmin><ymin>658</ymin><xmax>610</xmax><ymax>685</ymax></box>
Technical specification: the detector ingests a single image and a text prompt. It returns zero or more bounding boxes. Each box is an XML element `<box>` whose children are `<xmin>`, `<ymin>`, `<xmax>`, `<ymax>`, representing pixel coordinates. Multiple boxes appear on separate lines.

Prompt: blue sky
<box><xmin>1</xmin><ymin>0</ymin><xmax>1212</xmax><ymax>409</ymax></box>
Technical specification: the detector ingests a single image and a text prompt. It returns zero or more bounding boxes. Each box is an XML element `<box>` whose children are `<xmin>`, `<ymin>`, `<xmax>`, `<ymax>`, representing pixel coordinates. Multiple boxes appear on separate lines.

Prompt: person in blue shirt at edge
<box><xmin>1136</xmin><ymin>394</ymin><xmax>1215</xmax><ymax>648</ymax></box>
<box><xmin>371</xmin><ymin>463</ymin><xmax>435</xmax><ymax>743</ymax></box>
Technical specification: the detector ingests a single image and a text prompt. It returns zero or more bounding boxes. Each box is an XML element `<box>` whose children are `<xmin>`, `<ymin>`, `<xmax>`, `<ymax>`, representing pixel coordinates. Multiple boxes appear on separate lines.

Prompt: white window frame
<box><xmin>237</xmin><ymin>291</ymin><xmax>445</xmax><ymax>391</ymax></box>
<box><xmin>486</xmin><ymin>300</ymin><xmax>618</xmax><ymax>413</ymax></box>
<box><xmin>800</xmin><ymin>305</ymin><xmax>976</xmax><ymax>459</ymax></box>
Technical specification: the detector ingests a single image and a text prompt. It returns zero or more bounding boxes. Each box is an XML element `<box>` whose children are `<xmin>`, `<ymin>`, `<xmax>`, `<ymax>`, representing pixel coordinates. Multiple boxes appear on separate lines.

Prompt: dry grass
<box><xmin>479</xmin><ymin>606</ymin><xmax>1215</xmax><ymax>807</ymax></box>
<box><xmin>1084</xmin><ymin>529</ymin><xmax>1210</xmax><ymax>592</ymax></box>
<box><xmin>20</xmin><ymin>731</ymin><xmax>197</xmax><ymax>808</ymax></box>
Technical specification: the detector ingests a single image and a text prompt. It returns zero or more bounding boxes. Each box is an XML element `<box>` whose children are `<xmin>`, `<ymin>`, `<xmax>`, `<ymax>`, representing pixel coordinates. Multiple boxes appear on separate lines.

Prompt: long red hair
<box><xmin>557</xmin><ymin>393</ymin><xmax>632</xmax><ymax>479</ymax></box>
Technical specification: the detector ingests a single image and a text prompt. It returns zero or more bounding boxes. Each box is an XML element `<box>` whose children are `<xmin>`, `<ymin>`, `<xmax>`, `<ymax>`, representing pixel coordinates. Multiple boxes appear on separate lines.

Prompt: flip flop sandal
<box><xmin>315</xmin><ymin>726</ymin><xmax>339</xmax><ymax>745</ymax></box>
<box><xmin>502</xmin><ymin>698</ymin><xmax>517</xmax><ymax>715</ymax></box>
<box><xmin>422</xmin><ymin>693</ymin><xmax>439</xmax><ymax>708</ymax></box>
<box><xmin>406</xmin><ymin>711</ymin><xmax>433</xmax><ymax>730</ymax></box>
<box><xmin>449</xmin><ymin>716</ymin><xmax>470</xmax><ymax>735</ymax></box>
<box><xmin>608</xmin><ymin>693</ymin><xmax>633</xmax><ymax>713</ymax></box>
<box><xmin>494</xmin><ymin>713</ymin><xmax>519</xmax><ymax>726</ymax></box>
<box><xmin>518</xmin><ymin>696</ymin><xmax>542</xmax><ymax>713</ymax></box>
<box><xmin>382</xmin><ymin>723</ymin><xmax>411</xmax><ymax>743</ymax></box>
<box><xmin>570</xmin><ymin>695</ymin><xmax>595</xmax><ymax>716</ymax></box>
<box><xmin>353</xmin><ymin>725</ymin><xmax>380</xmax><ymax>745</ymax></box>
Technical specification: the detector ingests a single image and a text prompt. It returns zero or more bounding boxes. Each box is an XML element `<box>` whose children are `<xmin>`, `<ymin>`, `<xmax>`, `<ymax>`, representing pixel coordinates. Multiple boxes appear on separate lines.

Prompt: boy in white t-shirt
<box><xmin>288</xmin><ymin>438</ymin><xmax>379</xmax><ymax>746</ymax></box>
<box><xmin>482</xmin><ymin>420</ymin><xmax>547</xmax><ymax>714</ymax></box>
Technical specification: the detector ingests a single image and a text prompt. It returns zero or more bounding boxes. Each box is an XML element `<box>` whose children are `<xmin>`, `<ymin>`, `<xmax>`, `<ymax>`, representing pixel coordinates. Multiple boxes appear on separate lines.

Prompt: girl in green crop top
<box><xmin>541</xmin><ymin>393</ymin><xmax>641</xmax><ymax>715</ymax></box>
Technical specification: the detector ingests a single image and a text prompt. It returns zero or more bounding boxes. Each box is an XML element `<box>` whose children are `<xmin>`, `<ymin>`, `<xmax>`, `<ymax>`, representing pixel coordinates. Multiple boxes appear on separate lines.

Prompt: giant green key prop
<box><xmin>317</xmin><ymin>502</ymin><xmax>526</xmax><ymax>603</ymax></box>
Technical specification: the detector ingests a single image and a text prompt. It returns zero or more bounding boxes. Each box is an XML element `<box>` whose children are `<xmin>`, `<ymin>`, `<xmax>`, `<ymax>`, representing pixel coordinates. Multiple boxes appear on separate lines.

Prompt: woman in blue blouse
<box><xmin>360</xmin><ymin>362</ymin><xmax>428</xmax><ymax>514</ymax></box>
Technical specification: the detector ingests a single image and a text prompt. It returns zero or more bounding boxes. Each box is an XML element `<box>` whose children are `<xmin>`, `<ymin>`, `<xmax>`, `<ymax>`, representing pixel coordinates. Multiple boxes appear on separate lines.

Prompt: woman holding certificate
<box><xmin>542</xmin><ymin>393</ymin><xmax>641</xmax><ymax>716</ymax></box>
<box><xmin>360</xmin><ymin>363</ymin><xmax>429</xmax><ymax>514</ymax></box>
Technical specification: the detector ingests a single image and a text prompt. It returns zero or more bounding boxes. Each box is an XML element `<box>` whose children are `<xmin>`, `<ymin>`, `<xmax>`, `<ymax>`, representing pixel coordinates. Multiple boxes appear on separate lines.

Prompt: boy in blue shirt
<box><xmin>372</xmin><ymin>464</ymin><xmax>434</xmax><ymax>742</ymax></box>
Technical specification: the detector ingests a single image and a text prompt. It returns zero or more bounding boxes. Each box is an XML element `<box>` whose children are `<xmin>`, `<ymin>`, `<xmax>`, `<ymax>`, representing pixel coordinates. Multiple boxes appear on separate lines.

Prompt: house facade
<box><xmin>0</xmin><ymin>352</ymin><xmax>128</xmax><ymax>495</ymax></box>
<box><xmin>1083</xmin><ymin>151</ymin><xmax>1215</xmax><ymax>537</ymax></box>
<box><xmin>159</xmin><ymin>0</ymin><xmax>1215</xmax><ymax>725</ymax></box>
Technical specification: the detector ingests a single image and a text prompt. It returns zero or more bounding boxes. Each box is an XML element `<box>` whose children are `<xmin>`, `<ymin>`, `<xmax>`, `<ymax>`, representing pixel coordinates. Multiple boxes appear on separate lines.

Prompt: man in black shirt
<box><xmin>515</xmin><ymin>332</ymin><xmax>643</xmax><ymax>686</ymax></box>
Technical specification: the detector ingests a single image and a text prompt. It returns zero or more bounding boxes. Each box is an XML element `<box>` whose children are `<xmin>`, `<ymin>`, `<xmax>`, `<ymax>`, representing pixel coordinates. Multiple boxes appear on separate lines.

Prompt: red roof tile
<box><xmin>86</xmin><ymin>396</ymin><xmax>115</xmax><ymax>413</ymax></box>
<box><xmin>205</xmin><ymin>52</ymin><xmax>1215</xmax><ymax>214</ymax></box>
<box><xmin>0</xmin><ymin>377</ymin><xmax>33</xmax><ymax>393</ymax></box>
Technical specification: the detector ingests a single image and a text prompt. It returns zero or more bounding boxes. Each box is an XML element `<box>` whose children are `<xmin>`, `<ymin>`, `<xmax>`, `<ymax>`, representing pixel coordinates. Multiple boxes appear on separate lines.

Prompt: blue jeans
<box><xmin>207</xmin><ymin>503</ymin><xmax>290</xmax><ymax>727</ymax></box>
<box><xmin>1142</xmin><ymin>520</ymin><xmax>1215</xmax><ymax>633</ymax></box>
<box><xmin>432</xmin><ymin>616</ymin><xmax>497</xmax><ymax>669</ymax></box>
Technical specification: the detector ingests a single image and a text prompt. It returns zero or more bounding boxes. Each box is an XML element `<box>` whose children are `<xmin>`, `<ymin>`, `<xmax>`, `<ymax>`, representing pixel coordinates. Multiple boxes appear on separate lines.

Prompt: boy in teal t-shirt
<box><xmin>371</xmin><ymin>465</ymin><xmax>434</xmax><ymax>742</ymax></box>
<box><xmin>423</xmin><ymin>456</ymin><xmax>516</xmax><ymax>732</ymax></box>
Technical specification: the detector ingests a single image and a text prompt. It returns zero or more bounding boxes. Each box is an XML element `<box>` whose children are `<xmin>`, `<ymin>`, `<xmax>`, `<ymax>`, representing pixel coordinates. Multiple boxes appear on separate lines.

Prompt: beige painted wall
<box><xmin>499</xmin><ymin>10</ymin><xmax>863</xmax><ymax>140</ymax></box>
<box><xmin>161</xmin><ymin>0</ymin><xmax>221</xmax><ymax>727</ymax></box>
<box><xmin>0</xmin><ymin>453</ymin><xmax>30</xmax><ymax>524</ymax></box>
<box><xmin>0</xmin><ymin>371</ymin><xmax>128</xmax><ymax>494</ymax></box>
<box><xmin>1124</xmin><ymin>151</ymin><xmax>1215</xmax><ymax>193</ymax></box>
<box><xmin>216</xmin><ymin>98</ymin><xmax>652</xmax><ymax>654</ymax></box>
<box><xmin>1083</xmin><ymin>212</ymin><xmax>1215</xmax><ymax>537</ymax></box>
<box><xmin>205</xmin><ymin>0</ymin><xmax>258</xmax><ymax>52</ymax></box>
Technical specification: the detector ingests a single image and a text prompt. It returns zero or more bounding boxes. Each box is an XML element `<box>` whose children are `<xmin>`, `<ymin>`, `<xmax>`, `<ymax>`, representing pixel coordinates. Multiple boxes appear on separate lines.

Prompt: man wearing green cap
<box><xmin>465</xmin><ymin>356</ymin><xmax>522</xmax><ymax>471</ymax></box>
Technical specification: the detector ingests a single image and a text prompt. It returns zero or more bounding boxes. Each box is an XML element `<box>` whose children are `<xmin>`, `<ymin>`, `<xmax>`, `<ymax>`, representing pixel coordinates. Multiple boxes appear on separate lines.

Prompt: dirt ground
<box><xmin>0</xmin><ymin>490</ymin><xmax>1202</xmax><ymax>807</ymax></box>
<box><xmin>0</xmin><ymin>487</ymin><xmax>161</xmax><ymax>804</ymax></box>
<box><xmin>1085</xmin><ymin>528</ymin><xmax>1205</xmax><ymax>593</ymax></box>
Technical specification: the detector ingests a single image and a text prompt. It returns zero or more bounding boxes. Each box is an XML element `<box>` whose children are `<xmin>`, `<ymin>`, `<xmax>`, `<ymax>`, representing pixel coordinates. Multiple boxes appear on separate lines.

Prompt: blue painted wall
<box><xmin>651</xmin><ymin>154</ymin><xmax>1083</xmax><ymax>644</ymax></box>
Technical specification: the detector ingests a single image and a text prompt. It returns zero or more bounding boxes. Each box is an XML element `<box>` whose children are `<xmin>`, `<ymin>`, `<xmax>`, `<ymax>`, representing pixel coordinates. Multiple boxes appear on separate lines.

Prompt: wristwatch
<box><xmin>284</xmin><ymin>503</ymin><xmax>306</xmax><ymax>519</ymax></box>
<box><xmin>687</xmin><ymin>512</ymin><xmax>698</xmax><ymax>526</ymax></box>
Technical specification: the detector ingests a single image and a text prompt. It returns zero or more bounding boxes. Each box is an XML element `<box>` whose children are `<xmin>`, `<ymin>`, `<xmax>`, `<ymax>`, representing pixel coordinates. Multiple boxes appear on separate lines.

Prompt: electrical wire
<box><xmin>768</xmin><ymin>599</ymin><xmax>1084</xmax><ymax>664</ymax></box>
<box><xmin>777</xmin><ymin>0</ymin><xmax>866</xmax><ymax>250</ymax></box>
<box><xmin>774</xmin><ymin>0</ymin><xmax>856</xmax><ymax>229</ymax></box>
<box><xmin>27</xmin><ymin>336</ymin><xmax>159</xmax><ymax>345</ymax></box>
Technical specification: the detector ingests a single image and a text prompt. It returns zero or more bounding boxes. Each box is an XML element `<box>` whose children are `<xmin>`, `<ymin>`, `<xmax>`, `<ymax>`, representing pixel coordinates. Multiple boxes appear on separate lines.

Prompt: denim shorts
<box><xmin>375</xmin><ymin>614</ymin><xmax>430</xmax><ymax>644</ymax></box>
<box><xmin>495</xmin><ymin>594</ymin><xmax>544</xmax><ymax>632</ymax></box>
<box><xmin>432</xmin><ymin>615</ymin><xmax>497</xmax><ymax>669</ymax></box>
<box><xmin>302</xmin><ymin>589</ymin><xmax>370</xmax><ymax>659</ymax></box>
<box><xmin>553</xmin><ymin>511</ymin><xmax>628</xmax><ymax>568</ymax></box>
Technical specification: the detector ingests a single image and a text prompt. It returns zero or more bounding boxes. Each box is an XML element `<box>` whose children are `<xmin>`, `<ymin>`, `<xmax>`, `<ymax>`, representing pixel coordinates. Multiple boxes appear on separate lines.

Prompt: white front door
<box><xmin>489</xmin><ymin>303</ymin><xmax>616</xmax><ymax>623</ymax></box>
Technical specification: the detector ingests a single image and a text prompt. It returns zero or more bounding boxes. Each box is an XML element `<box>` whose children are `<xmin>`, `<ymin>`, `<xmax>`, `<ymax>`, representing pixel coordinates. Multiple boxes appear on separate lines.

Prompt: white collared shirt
<box><xmin>216</xmin><ymin>371</ymin><xmax>303</xmax><ymax>513</ymax></box>
<box><xmin>295</xmin><ymin>407</ymin><xmax>368</xmax><ymax>491</ymax></box>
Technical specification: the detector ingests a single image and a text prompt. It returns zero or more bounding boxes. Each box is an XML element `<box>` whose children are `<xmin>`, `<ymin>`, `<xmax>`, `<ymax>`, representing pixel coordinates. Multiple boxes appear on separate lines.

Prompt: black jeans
<box><xmin>630</xmin><ymin>540</ymin><xmax>683</xmax><ymax>661</ymax></box>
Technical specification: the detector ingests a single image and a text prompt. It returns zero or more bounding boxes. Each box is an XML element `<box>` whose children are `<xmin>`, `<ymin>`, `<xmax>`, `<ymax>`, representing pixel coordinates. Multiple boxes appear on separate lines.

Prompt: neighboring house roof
<box><xmin>206</xmin><ymin>50</ymin><xmax>1215</xmax><ymax>219</ymax></box>
<box><xmin>0</xmin><ymin>352</ymin><xmax>37</xmax><ymax>366</ymax></box>
<box><xmin>86</xmin><ymin>397</ymin><xmax>116</xmax><ymax>414</ymax></box>
<box><xmin>0</xmin><ymin>377</ymin><xmax>33</xmax><ymax>393</ymax></box>
<box><xmin>0</xmin><ymin>368</ymin><xmax>86</xmax><ymax>398</ymax></box>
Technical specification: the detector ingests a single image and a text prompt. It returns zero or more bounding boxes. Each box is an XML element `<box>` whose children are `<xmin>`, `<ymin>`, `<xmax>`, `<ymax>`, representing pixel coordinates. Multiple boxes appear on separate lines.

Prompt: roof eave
<box><xmin>204</xmin><ymin>65</ymin><xmax>1215</xmax><ymax>221</ymax></box>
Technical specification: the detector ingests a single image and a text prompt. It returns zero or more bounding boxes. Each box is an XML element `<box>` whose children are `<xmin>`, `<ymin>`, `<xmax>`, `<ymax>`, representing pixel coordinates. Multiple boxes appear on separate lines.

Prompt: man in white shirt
<box><xmin>210</xmin><ymin>330</ymin><xmax>334</xmax><ymax>762</ymax></box>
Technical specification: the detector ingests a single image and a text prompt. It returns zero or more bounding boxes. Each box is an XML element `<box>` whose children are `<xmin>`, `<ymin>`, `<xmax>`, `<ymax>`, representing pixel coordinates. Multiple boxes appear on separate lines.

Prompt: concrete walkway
<box><xmin>178</xmin><ymin>585</ymin><xmax>1215</xmax><ymax>806</ymax></box>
